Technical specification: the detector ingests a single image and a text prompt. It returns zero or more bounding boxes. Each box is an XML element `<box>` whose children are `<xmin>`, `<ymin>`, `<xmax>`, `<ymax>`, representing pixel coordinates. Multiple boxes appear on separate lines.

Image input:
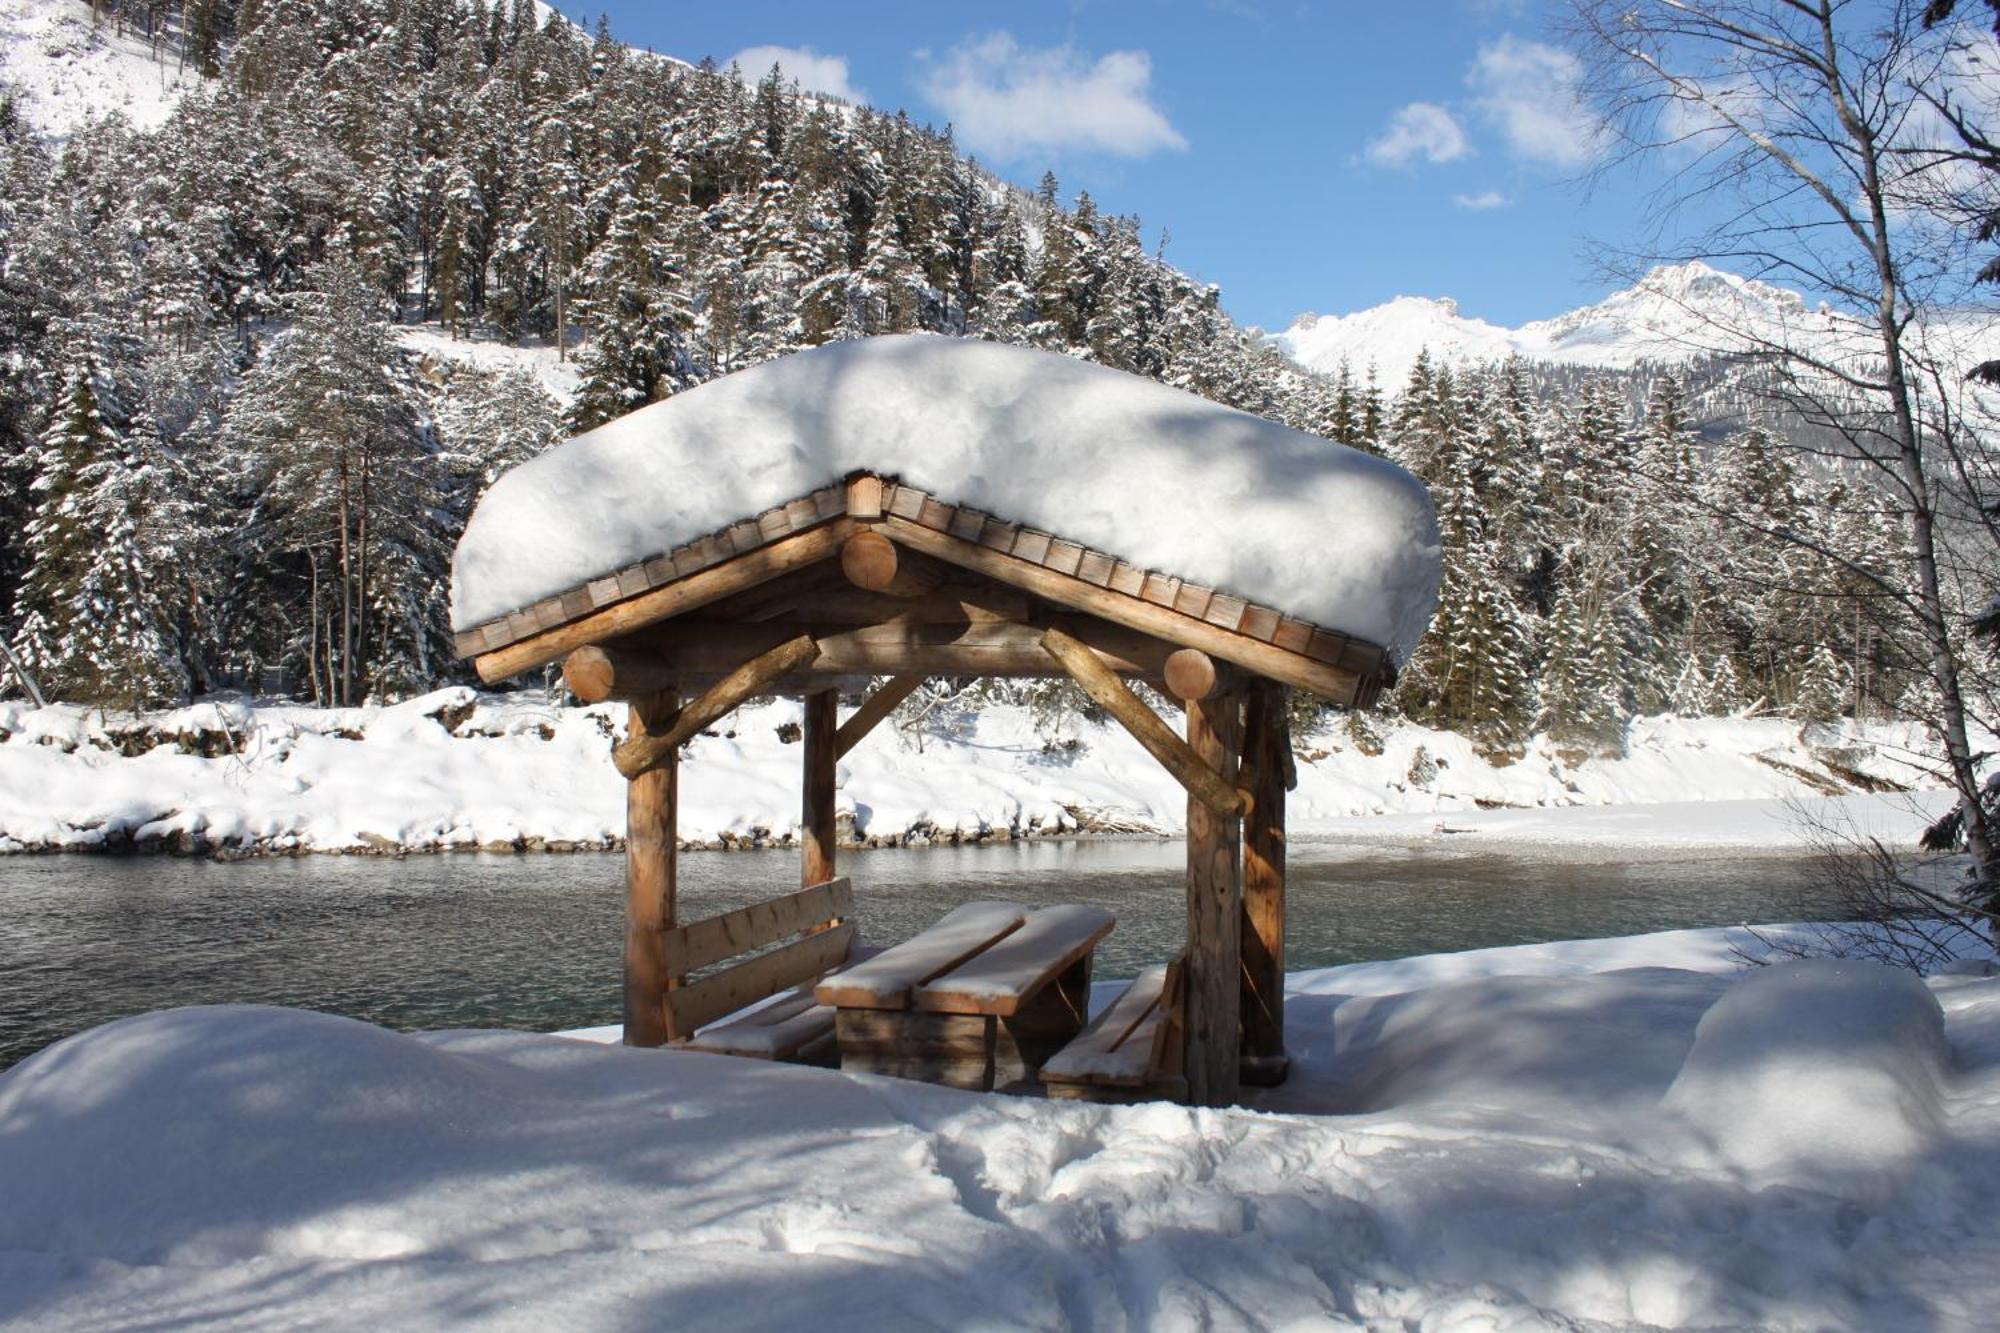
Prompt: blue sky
<box><xmin>580</xmin><ymin>2</ymin><xmax>1650</xmax><ymax>332</ymax></box>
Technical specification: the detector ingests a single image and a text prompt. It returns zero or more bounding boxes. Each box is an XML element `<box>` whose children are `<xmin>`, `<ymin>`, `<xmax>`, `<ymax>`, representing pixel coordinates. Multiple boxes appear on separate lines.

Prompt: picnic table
<box><xmin>814</xmin><ymin>900</ymin><xmax>1115</xmax><ymax>1092</ymax></box>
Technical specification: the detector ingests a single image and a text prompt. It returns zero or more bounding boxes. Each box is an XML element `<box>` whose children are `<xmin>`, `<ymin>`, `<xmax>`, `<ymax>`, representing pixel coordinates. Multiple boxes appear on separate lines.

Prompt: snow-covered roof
<box><xmin>451</xmin><ymin>335</ymin><xmax>1441</xmax><ymax>665</ymax></box>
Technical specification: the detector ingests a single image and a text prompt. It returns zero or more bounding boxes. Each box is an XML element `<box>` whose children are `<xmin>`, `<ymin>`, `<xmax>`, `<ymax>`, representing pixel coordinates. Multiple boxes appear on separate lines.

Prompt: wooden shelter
<box><xmin>450</xmin><ymin>336</ymin><xmax>1439</xmax><ymax>1107</ymax></box>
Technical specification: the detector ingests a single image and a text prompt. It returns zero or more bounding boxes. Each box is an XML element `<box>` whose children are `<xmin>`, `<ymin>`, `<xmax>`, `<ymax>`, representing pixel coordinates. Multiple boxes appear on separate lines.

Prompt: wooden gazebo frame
<box><xmin>459</xmin><ymin>473</ymin><xmax>1396</xmax><ymax>1106</ymax></box>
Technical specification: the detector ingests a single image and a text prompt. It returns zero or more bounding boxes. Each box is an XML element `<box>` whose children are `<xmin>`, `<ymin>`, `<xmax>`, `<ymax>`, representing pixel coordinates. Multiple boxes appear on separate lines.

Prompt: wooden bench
<box><xmin>1041</xmin><ymin>958</ymin><xmax>1187</xmax><ymax>1103</ymax></box>
<box><xmin>668</xmin><ymin>877</ymin><xmax>860</xmax><ymax>1065</ymax></box>
<box><xmin>815</xmin><ymin>901</ymin><xmax>1115</xmax><ymax>1091</ymax></box>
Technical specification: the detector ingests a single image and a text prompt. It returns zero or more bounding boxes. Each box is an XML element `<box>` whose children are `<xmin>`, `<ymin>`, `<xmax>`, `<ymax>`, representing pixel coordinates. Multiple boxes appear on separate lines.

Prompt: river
<box><xmin>0</xmin><ymin>839</ymin><xmax>1847</xmax><ymax>1070</ymax></box>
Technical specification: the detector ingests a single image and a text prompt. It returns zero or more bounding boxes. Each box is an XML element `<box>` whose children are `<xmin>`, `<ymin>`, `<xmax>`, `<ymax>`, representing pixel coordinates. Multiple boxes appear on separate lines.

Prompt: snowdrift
<box><xmin>4</xmin><ymin>951</ymin><xmax>1995</xmax><ymax>1330</ymax></box>
<box><xmin>450</xmin><ymin>335</ymin><xmax>1443</xmax><ymax>664</ymax></box>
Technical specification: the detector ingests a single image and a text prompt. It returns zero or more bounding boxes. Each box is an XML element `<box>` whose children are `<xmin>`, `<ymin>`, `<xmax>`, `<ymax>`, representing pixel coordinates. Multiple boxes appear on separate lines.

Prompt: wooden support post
<box><xmin>802</xmin><ymin>688</ymin><xmax>837</xmax><ymax>889</ymax></box>
<box><xmin>1184</xmin><ymin>688</ymin><xmax>1243</xmax><ymax>1107</ymax></box>
<box><xmin>625</xmin><ymin>689</ymin><xmax>678</xmax><ymax>1047</ymax></box>
<box><xmin>1040</xmin><ymin>625</ymin><xmax>1249</xmax><ymax>818</ymax></box>
<box><xmin>612</xmin><ymin>634</ymin><xmax>820</xmax><ymax>778</ymax></box>
<box><xmin>834</xmin><ymin>674</ymin><xmax>925</xmax><ymax>758</ymax></box>
<box><xmin>1239</xmin><ymin>681</ymin><xmax>1290</xmax><ymax>1086</ymax></box>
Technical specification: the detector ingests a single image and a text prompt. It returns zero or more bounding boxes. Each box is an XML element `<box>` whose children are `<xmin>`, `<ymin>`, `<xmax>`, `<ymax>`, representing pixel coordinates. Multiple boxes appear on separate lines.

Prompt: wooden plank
<box><xmin>1076</xmin><ymin>550</ymin><xmax>1116</xmax><ymax>586</ymax></box>
<box><xmin>1240</xmin><ymin>681</ymin><xmax>1288</xmax><ymax>1085</ymax></box>
<box><xmin>1044</xmin><ymin>540</ymin><xmax>1086</xmax><ymax>576</ymax></box>
<box><xmin>948</xmin><ymin>507</ymin><xmax>988</xmax><ymax>542</ymax></box>
<box><xmin>846</xmin><ymin>474</ymin><xmax>884</xmax><ymax>519</ymax></box>
<box><xmin>835</xmin><ymin>1010</ymin><xmax>996</xmax><ymax>1090</ymax></box>
<box><xmin>1272</xmin><ymin>618</ymin><xmax>1314</xmax><ymax>655</ymax></box>
<box><xmin>612</xmin><ymin>634</ymin><xmax>821</xmax><ymax>779</ymax></box>
<box><xmin>918</xmin><ymin>497</ymin><xmax>956</xmax><ymax>530</ymax></box>
<box><xmin>887</xmin><ymin>485</ymin><xmax>926</xmax><ymax>520</ymax></box>
<box><xmin>815</xmin><ymin>900</ymin><xmax>1028</xmax><ymax>1010</ymax></box>
<box><xmin>834</xmin><ymin>674</ymin><xmax>925</xmax><ymax>758</ymax></box>
<box><xmin>642</xmin><ymin>554</ymin><xmax>677</xmax><ymax>585</ymax></box>
<box><xmin>811</xmin><ymin>486</ymin><xmax>846</xmax><ymax>521</ymax></box>
<box><xmin>878</xmin><ymin>517</ymin><xmax>1378</xmax><ymax>704</ymax></box>
<box><xmin>1041</xmin><ymin>965</ymin><xmax>1170</xmax><ymax>1087</ymax></box>
<box><xmin>914</xmin><ymin>905</ymin><xmax>1114</xmax><ymax>1016</ymax></box>
<box><xmin>1184</xmin><ymin>691</ymin><xmax>1243</xmax><ymax>1107</ymax></box>
<box><xmin>1173</xmin><ymin>583</ymin><xmax>1214</xmax><ymax>620</ymax></box>
<box><xmin>1141</xmin><ymin>573</ymin><xmax>1182</xmax><ymax>608</ymax></box>
<box><xmin>1205</xmin><ymin>594</ymin><xmax>1248</xmax><ymax>632</ymax></box>
<box><xmin>686</xmin><ymin>995</ymin><xmax>836</xmax><ymax>1060</ymax></box>
<box><xmin>616</xmin><ymin>564</ymin><xmax>650</xmax><ymax>598</ymax></box>
<box><xmin>1108</xmin><ymin>561</ymin><xmax>1146</xmax><ymax>597</ymax></box>
<box><xmin>1041</xmin><ymin>625</ymin><xmax>1248</xmax><ymax>818</ymax></box>
<box><xmin>786</xmin><ymin>496</ymin><xmax>822</xmax><ymax>528</ymax></box>
<box><xmin>663</xmin><ymin>877</ymin><xmax>854</xmax><ymax>977</ymax></box>
<box><xmin>802</xmin><ymin>689</ymin><xmax>837</xmax><ymax>889</ymax></box>
<box><xmin>978</xmin><ymin>517</ymin><xmax>1020</xmax><ymax>551</ymax></box>
<box><xmin>587</xmin><ymin>575</ymin><xmax>623</xmax><ymax>608</ymax></box>
<box><xmin>561</xmin><ymin>588</ymin><xmax>595</xmax><ymax>621</ymax></box>
<box><xmin>470</xmin><ymin>521</ymin><xmax>854</xmax><ymax>681</ymax></box>
<box><xmin>757</xmin><ymin>507</ymin><xmax>792</xmax><ymax>541</ymax></box>
<box><xmin>1013</xmin><ymin>530</ymin><xmax>1054</xmax><ymax>565</ymax></box>
<box><xmin>624</xmin><ymin>690</ymin><xmax>678</xmax><ymax>1048</ymax></box>
<box><xmin>664</xmin><ymin>923</ymin><xmax>857</xmax><ymax>1040</ymax></box>
<box><xmin>1238</xmin><ymin>605</ymin><xmax>1281</xmax><ymax>643</ymax></box>
<box><xmin>1306</xmin><ymin>629</ymin><xmax>1351</xmax><ymax>666</ymax></box>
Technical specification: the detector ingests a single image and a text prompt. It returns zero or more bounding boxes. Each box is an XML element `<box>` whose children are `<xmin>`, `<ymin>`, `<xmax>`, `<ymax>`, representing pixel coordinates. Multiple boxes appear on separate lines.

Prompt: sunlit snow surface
<box><xmin>0</xmin><ymin>0</ymin><xmax>201</xmax><ymax>136</ymax></box>
<box><xmin>4</xmin><ymin>928</ymin><xmax>1999</xmax><ymax>1330</ymax></box>
<box><xmin>450</xmin><ymin>335</ymin><xmax>1444</xmax><ymax>664</ymax></box>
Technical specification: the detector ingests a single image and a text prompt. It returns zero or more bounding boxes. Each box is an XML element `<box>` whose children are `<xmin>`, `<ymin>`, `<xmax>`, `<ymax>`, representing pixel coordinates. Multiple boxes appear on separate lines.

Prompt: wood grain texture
<box><xmin>1240</xmin><ymin>681</ymin><xmax>1289</xmax><ymax>1081</ymax></box>
<box><xmin>471</xmin><ymin>520</ymin><xmax>854</xmax><ymax>682</ymax></box>
<box><xmin>562</xmin><ymin>643</ymin><xmax>677</xmax><ymax>704</ymax></box>
<box><xmin>1040</xmin><ymin>625</ymin><xmax>1248</xmax><ymax>818</ymax></box>
<box><xmin>1162</xmin><ymin>648</ymin><xmax>1218</xmax><ymax>702</ymax></box>
<box><xmin>802</xmin><ymin>689</ymin><xmax>837</xmax><ymax>889</ymax></box>
<box><xmin>612</xmin><ymin>634</ymin><xmax>820</xmax><ymax>779</ymax></box>
<box><xmin>881</xmin><ymin>516</ymin><xmax>1379</xmax><ymax>704</ymax></box>
<box><xmin>1184</xmin><ymin>690</ymin><xmax>1243</xmax><ymax>1107</ymax></box>
<box><xmin>624</xmin><ymin>690</ymin><xmax>678</xmax><ymax>1048</ymax></box>
<box><xmin>661</xmin><ymin>878</ymin><xmax>853</xmax><ymax>977</ymax></box>
<box><xmin>663</xmin><ymin>923</ymin><xmax>857</xmax><ymax>1040</ymax></box>
<box><xmin>834</xmin><ymin>674</ymin><xmax>925</xmax><ymax>758</ymax></box>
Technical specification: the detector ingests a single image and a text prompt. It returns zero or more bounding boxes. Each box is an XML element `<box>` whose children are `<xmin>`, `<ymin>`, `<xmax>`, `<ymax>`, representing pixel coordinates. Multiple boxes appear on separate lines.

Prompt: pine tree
<box><xmin>1794</xmin><ymin>644</ymin><xmax>1847</xmax><ymax>725</ymax></box>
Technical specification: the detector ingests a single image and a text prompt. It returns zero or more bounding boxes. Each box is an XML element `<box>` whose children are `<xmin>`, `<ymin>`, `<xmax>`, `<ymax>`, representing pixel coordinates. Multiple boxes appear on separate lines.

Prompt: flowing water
<box><xmin>0</xmin><ymin>839</ymin><xmax>1846</xmax><ymax>1070</ymax></box>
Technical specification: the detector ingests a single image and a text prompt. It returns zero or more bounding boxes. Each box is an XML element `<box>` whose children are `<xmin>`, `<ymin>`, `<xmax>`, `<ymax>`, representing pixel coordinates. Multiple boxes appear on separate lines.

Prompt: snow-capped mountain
<box><xmin>1276</xmin><ymin>261</ymin><xmax>1866</xmax><ymax>388</ymax></box>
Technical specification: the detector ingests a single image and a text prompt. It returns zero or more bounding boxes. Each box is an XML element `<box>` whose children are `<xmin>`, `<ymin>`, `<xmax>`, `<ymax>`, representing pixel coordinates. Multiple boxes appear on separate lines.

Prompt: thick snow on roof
<box><xmin>451</xmin><ymin>335</ymin><xmax>1441</xmax><ymax>663</ymax></box>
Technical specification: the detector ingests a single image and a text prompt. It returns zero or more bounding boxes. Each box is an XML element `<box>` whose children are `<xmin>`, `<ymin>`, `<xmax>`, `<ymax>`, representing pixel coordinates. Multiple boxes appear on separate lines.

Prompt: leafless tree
<box><xmin>1569</xmin><ymin>0</ymin><xmax>2000</xmax><ymax>911</ymax></box>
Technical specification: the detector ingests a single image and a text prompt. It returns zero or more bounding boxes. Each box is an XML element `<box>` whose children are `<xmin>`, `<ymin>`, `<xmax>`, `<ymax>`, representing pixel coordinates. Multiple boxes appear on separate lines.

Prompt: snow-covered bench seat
<box><xmin>664</xmin><ymin>878</ymin><xmax>861</xmax><ymax>1064</ymax></box>
<box><xmin>1041</xmin><ymin>959</ymin><xmax>1187</xmax><ymax>1103</ymax></box>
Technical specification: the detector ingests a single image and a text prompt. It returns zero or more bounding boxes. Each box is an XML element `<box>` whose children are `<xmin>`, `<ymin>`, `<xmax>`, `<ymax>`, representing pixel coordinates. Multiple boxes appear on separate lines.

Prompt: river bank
<box><xmin>0</xmin><ymin>687</ymin><xmax>1949</xmax><ymax>857</ymax></box>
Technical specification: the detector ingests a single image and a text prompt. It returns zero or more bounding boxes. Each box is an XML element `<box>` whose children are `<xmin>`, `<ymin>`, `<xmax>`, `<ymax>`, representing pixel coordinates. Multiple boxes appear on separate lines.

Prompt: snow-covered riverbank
<box><xmin>0</xmin><ymin>688</ymin><xmax>1950</xmax><ymax>855</ymax></box>
<box><xmin>5</xmin><ymin>923</ymin><xmax>1998</xmax><ymax>1330</ymax></box>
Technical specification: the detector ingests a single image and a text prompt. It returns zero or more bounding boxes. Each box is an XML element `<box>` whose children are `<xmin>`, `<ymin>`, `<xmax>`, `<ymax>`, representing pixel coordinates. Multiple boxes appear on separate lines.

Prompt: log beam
<box><xmin>834</xmin><ymin>674</ymin><xmax>926</xmax><ymax>759</ymax></box>
<box><xmin>624</xmin><ymin>689</ymin><xmax>678</xmax><ymax>1047</ymax></box>
<box><xmin>612</xmin><ymin>635</ymin><xmax>820</xmax><ymax>779</ymax></box>
<box><xmin>802</xmin><ymin>688</ymin><xmax>837</xmax><ymax>889</ymax></box>
<box><xmin>1039</xmin><ymin>625</ymin><xmax>1248</xmax><ymax>818</ymax></box>
<box><xmin>563</xmin><ymin>643</ymin><xmax>677</xmax><ymax>704</ymax></box>
<box><xmin>1163</xmin><ymin>648</ymin><xmax>1219</xmax><ymax>701</ymax></box>
<box><xmin>1184</xmin><ymin>689</ymin><xmax>1244</xmax><ymax>1107</ymax></box>
<box><xmin>472</xmin><ymin>520</ymin><xmax>853</xmax><ymax>683</ymax></box>
<box><xmin>633</xmin><ymin>616</ymin><xmax>1181</xmax><ymax>680</ymax></box>
<box><xmin>840</xmin><ymin>530</ymin><xmax>943</xmax><ymax>599</ymax></box>
<box><xmin>1239</xmin><ymin>680</ymin><xmax>1290</xmax><ymax>1086</ymax></box>
<box><xmin>879</xmin><ymin>515</ymin><xmax>1371</xmax><ymax>705</ymax></box>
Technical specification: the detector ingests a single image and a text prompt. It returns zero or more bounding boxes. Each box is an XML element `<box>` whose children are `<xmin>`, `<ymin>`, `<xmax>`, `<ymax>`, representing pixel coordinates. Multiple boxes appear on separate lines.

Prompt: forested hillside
<box><xmin>0</xmin><ymin>0</ymin><xmax>1915</xmax><ymax>750</ymax></box>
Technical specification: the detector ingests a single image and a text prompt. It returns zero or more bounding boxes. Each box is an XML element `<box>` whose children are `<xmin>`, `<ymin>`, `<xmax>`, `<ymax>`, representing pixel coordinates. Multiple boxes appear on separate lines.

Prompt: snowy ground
<box><xmin>4</xmin><ymin>924</ymin><xmax>1998</xmax><ymax>1330</ymax></box>
<box><xmin>0</xmin><ymin>0</ymin><xmax>201</xmax><ymax>136</ymax></box>
<box><xmin>0</xmin><ymin>688</ymin><xmax>1950</xmax><ymax>855</ymax></box>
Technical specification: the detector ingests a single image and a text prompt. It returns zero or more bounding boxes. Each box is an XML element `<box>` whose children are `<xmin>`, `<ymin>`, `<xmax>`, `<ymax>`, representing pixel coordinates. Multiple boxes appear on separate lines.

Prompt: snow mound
<box><xmin>451</xmin><ymin>334</ymin><xmax>1443</xmax><ymax>664</ymax></box>
<box><xmin>1661</xmin><ymin>959</ymin><xmax>1949</xmax><ymax>1189</ymax></box>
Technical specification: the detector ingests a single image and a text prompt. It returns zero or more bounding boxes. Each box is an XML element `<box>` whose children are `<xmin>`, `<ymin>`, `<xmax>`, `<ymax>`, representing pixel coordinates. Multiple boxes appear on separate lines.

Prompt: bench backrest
<box><xmin>661</xmin><ymin>877</ymin><xmax>855</xmax><ymax>1041</ymax></box>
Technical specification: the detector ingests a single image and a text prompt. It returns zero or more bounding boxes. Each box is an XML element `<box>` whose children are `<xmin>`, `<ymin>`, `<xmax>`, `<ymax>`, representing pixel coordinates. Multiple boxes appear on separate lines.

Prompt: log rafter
<box><xmin>612</xmin><ymin>634</ymin><xmax>820</xmax><ymax>779</ymax></box>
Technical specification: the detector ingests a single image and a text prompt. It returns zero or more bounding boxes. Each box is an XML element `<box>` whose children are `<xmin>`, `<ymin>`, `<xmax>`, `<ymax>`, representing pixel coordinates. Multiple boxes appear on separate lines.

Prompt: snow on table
<box><xmin>6</xmin><ymin>934</ymin><xmax>2000</xmax><ymax>1330</ymax></box>
<box><xmin>450</xmin><ymin>334</ymin><xmax>1442</xmax><ymax>664</ymax></box>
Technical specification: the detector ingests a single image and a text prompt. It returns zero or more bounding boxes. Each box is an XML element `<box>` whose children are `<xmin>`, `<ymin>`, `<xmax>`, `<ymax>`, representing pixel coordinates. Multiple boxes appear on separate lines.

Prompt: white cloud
<box><xmin>1453</xmin><ymin>189</ymin><xmax>1511</xmax><ymax>210</ymax></box>
<box><xmin>729</xmin><ymin>45</ymin><xmax>865</xmax><ymax>104</ymax></box>
<box><xmin>1364</xmin><ymin>102</ymin><xmax>1471</xmax><ymax>168</ymax></box>
<box><xmin>1467</xmin><ymin>35</ymin><xmax>1605</xmax><ymax>170</ymax></box>
<box><xmin>916</xmin><ymin>33</ymin><xmax>1188</xmax><ymax>161</ymax></box>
